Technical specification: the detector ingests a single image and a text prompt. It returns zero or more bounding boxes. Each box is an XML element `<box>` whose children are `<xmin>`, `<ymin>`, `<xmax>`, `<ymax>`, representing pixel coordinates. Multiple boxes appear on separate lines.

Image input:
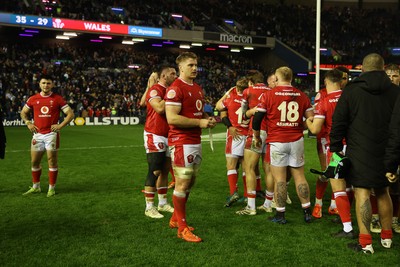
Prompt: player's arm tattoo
<box><xmin>297</xmin><ymin>183</ymin><xmax>309</xmax><ymax>201</ymax></box>
<box><xmin>276</xmin><ymin>181</ymin><xmax>287</xmax><ymax>208</ymax></box>
<box><xmin>360</xmin><ymin>198</ymin><xmax>372</xmax><ymax>230</ymax></box>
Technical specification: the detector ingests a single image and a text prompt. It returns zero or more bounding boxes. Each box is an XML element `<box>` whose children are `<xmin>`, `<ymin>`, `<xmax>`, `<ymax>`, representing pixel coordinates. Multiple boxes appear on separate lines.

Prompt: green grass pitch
<box><xmin>0</xmin><ymin>124</ymin><xmax>399</xmax><ymax>266</ymax></box>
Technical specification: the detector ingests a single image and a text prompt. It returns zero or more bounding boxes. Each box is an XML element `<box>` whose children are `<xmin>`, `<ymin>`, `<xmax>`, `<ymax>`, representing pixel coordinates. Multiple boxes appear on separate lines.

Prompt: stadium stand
<box><xmin>1</xmin><ymin>1</ymin><xmax>400</xmax><ymax>63</ymax></box>
<box><xmin>0</xmin><ymin>1</ymin><xmax>397</xmax><ymax>119</ymax></box>
<box><xmin>0</xmin><ymin>41</ymin><xmax>270</xmax><ymax>120</ymax></box>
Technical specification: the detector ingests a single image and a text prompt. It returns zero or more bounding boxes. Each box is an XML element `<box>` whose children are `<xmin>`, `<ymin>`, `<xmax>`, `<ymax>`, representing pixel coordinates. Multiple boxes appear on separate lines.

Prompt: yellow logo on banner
<box><xmin>74</xmin><ymin>117</ymin><xmax>85</xmax><ymax>126</ymax></box>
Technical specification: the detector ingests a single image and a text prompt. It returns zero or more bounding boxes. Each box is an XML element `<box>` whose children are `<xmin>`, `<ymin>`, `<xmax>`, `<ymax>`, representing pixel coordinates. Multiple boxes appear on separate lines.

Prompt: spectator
<box><xmin>330</xmin><ymin>53</ymin><xmax>399</xmax><ymax>254</ymax></box>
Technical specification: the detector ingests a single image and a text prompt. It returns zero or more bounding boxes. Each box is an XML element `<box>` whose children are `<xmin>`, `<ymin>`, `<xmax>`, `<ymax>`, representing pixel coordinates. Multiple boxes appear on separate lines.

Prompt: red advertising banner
<box><xmin>315</xmin><ymin>64</ymin><xmax>353</xmax><ymax>70</ymax></box>
<box><xmin>52</xmin><ymin>18</ymin><xmax>128</xmax><ymax>34</ymax></box>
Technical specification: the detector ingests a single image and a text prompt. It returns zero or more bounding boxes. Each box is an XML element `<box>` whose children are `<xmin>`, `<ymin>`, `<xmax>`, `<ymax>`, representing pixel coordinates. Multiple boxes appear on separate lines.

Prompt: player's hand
<box><xmin>148</xmin><ymin>72</ymin><xmax>159</xmax><ymax>88</ymax></box>
<box><xmin>27</xmin><ymin>123</ymin><xmax>38</xmax><ymax>134</ymax></box>
<box><xmin>251</xmin><ymin>135</ymin><xmax>262</xmax><ymax>151</ymax></box>
<box><xmin>228</xmin><ymin>127</ymin><xmax>241</xmax><ymax>140</ymax></box>
<box><xmin>51</xmin><ymin>124</ymin><xmax>61</xmax><ymax>132</ymax></box>
<box><xmin>386</xmin><ymin>172</ymin><xmax>398</xmax><ymax>183</ymax></box>
<box><xmin>245</xmin><ymin>107</ymin><xmax>257</xmax><ymax>120</ymax></box>
<box><xmin>208</xmin><ymin>117</ymin><xmax>217</xmax><ymax>128</ymax></box>
<box><xmin>241</xmin><ymin>117</ymin><xmax>250</xmax><ymax>126</ymax></box>
<box><xmin>199</xmin><ymin>118</ymin><xmax>210</xmax><ymax>129</ymax></box>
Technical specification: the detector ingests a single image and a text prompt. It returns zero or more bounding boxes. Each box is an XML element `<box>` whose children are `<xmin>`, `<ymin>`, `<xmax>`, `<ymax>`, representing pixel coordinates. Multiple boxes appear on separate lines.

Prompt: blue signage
<box><xmin>128</xmin><ymin>26</ymin><xmax>162</xmax><ymax>37</ymax></box>
<box><xmin>9</xmin><ymin>14</ymin><xmax>52</xmax><ymax>28</ymax></box>
<box><xmin>0</xmin><ymin>13</ymin><xmax>10</xmax><ymax>23</ymax></box>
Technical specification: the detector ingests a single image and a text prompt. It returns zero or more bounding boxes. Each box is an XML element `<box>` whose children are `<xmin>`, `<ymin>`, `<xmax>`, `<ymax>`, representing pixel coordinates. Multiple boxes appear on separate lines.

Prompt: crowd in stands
<box><xmin>0</xmin><ymin>1</ymin><xmax>397</xmax><ymax>120</ymax></box>
<box><xmin>2</xmin><ymin>1</ymin><xmax>400</xmax><ymax>63</ymax></box>
<box><xmin>0</xmin><ymin>42</ymin><xmax>272</xmax><ymax>120</ymax></box>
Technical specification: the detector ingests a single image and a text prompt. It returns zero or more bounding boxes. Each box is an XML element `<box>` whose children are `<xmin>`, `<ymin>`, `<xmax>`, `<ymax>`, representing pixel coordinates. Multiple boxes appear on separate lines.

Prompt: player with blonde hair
<box><xmin>165</xmin><ymin>52</ymin><xmax>216</xmax><ymax>242</ymax></box>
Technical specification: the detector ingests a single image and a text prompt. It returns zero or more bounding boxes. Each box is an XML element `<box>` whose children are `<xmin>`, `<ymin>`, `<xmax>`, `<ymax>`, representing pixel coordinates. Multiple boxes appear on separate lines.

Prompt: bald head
<box><xmin>362</xmin><ymin>53</ymin><xmax>384</xmax><ymax>72</ymax></box>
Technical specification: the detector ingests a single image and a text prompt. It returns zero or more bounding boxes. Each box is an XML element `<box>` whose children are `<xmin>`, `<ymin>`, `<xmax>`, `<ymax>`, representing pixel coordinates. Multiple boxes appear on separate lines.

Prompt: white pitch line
<box><xmin>6</xmin><ymin>145</ymin><xmax>142</xmax><ymax>153</ymax></box>
<box><xmin>201</xmin><ymin>132</ymin><xmax>226</xmax><ymax>141</ymax></box>
<box><xmin>6</xmin><ymin>136</ymin><xmax>227</xmax><ymax>153</ymax></box>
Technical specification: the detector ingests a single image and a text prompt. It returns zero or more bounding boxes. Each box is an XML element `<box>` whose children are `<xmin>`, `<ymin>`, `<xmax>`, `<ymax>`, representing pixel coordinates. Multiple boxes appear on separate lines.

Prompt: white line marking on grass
<box><xmin>6</xmin><ymin>136</ymin><xmax>227</xmax><ymax>153</ymax></box>
<box><xmin>201</xmin><ymin>132</ymin><xmax>226</xmax><ymax>141</ymax></box>
<box><xmin>7</xmin><ymin>145</ymin><xmax>141</xmax><ymax>153</ymax></box>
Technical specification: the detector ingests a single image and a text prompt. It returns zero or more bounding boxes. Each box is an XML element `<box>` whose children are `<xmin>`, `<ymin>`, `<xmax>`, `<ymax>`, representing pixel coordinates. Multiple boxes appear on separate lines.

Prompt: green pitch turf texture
<box><xmin>1</xmin><ymin>124</ymin><xmax>399</xmax><ymax>266</ymax></box>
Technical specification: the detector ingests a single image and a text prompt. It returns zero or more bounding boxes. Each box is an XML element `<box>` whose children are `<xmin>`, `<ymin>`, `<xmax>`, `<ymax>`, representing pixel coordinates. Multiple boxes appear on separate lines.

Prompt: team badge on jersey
<box><xmin>150</xmin><ymin>89</ymin><xmax>158</xmax><ymax>98</ymax></box>
<box><xmin>167</xmin><ymin>89</ymin><xmax>176</xmax><ymax>99</ymax></box>
<box><xmin>196</xmin><ymin>100</ymin><xmax>202</xmax><ymax>111</ymax></box>
<box><xmin>32</xmin><ymin>139</ymin><xmax>37</xmax><ymax>145</ymax></box>
<box><xmin>187</xmin><ymin>154</ymin><xmax>194</xmax><ymax>163</ymax></box>
<box><xmin>158</xmin><ymin>143</ymin><xmax>165</xmax><ymax>150</ymax></box>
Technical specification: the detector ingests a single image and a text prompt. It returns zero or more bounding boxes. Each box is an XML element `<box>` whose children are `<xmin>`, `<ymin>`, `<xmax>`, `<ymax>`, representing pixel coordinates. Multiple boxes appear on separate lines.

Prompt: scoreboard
<box><xmin>0</xmin><ymin>12</ymin><xmax>163</xmax><ymax>37</ymax></box>
<box><xmin>0</xmin><ymin>13</ymin><xmax>52</xmax><ymax>28</ymax></box>
<box><xmin>10</xmin><ymin>14</ymin><xmax>52</xmax><ymax>28</ymax></box>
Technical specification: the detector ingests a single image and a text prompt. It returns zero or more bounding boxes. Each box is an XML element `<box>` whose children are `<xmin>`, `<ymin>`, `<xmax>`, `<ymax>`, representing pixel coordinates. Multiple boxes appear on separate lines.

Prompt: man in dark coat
<box><xmin>330</xmin><ymin>53</ymin><xmax>399</xmax><ymax>254</ymax></box>
<box><xmin>384</xmin><ymin>92</ymin><xmax>400</xmax><ymax>228</ymax></box>
<box><xmin>385</xmin><ymin>97</ymin><xmax>400</xmax><ymax>181</ymax></box>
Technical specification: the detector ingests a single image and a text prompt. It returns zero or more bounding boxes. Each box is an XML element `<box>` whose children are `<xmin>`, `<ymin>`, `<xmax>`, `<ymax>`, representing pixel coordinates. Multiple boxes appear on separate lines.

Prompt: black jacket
<box><xmin>384</xmin><ymin>95</ymin><xmax>400</xmax><ymax>173</ymax></box>
<box><xmin>330</xmin><ymin>71</ymin><xmax>400</xmax><ymax>188</ymax></box>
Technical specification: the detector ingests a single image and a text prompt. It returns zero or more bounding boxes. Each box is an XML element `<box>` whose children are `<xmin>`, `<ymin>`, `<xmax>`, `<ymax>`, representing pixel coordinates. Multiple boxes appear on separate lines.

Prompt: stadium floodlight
<box><xmin>99</xmin><ymin>36</ymin><xmax>113</xmax><ymax>39</ymax></box>
<box><xmin>179</xmin><ymin>44</ymin><xmax>191</xmax><ymax>49</ymax></box>
<box><xmin>122</xmin><ymin>40</ymin><xmax>134</xmax><ymax>45</ymax></box>
<box><xmin>24</xmin><ymin>29</ymin><xmax>39</xmax><ymax>33</ymax></box>
<box><xmin>243</xmin><ymin>46</ymin><xmax>254</xmax><ymax>50</ymax></box>
<box><xmin>63</xmin><ymin>32</ymin><xmax>77</xmax><ymax>37</ymax></box>
<box><xmin>111</xmin><ymin>7</ymin><xmax>124</xmax><ymax>12</ymax></box>
<box><xmin>230</xmin><ymin>48</ymin><xmax>240</xmax><ymax>53</ymax></box>
<box><xmin>56</xmin><ymin>35</ymin><xmax>70</xmax><ymax>40</ymax></box>
<box><xmin>218</xmin><ymin>45</ymin><xmax>229</xmax><ymax>49</ymax></box>
<box><xmin>191</xmin><ymin>43</ymin><xmax>203</xmax><ymax>47</ymax></box>
<box><xmin>132</xmin><ymin>38</ymin><xmax>145</xmax><ymax>42</ymax></box>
